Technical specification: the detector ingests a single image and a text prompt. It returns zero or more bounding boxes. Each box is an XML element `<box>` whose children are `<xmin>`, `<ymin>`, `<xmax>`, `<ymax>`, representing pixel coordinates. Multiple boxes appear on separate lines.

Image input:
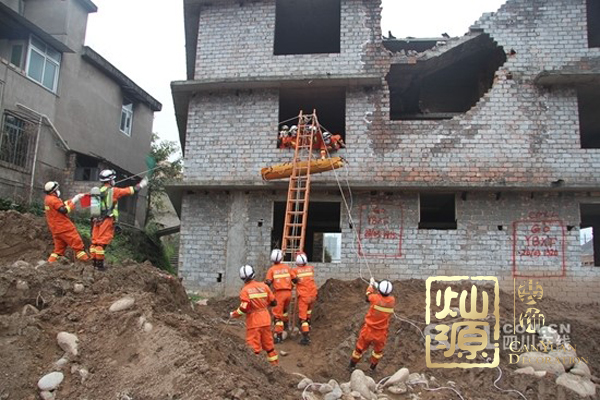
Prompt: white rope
<box><xmin>479</xmin><ymin>355</ymin><xmax>528</xmax><ymax>400</ymax></box>
<box><xmin>422</xmin><ymin>386</ymin><xmax>466</xmax><ymax>400</ymax></box>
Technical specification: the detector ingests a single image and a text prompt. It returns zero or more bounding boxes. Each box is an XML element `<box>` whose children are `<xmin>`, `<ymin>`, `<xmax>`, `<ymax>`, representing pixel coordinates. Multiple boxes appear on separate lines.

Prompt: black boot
<box><xmin>274</xmin><ymin>333</ymin><xmax>283</xmax><ymax>344</ymax></box>
<box><xmin>348</xmin><ymin>360</ymin><xmax>357</xmax><ymax>371</ymax></box>
<box><xmin>300</xmin><ymin>333</ymin><xmax>310</xmax><ymax>346</ymax></box>
<box><xmin>96</xmin><ymin>259</ymin><xmax>106</xmax><ymax>271</ymax></box>
<box><xmin>369</xmin><ymin>363</ymin><xmax>377</xmax><ymax>372</ymax></box>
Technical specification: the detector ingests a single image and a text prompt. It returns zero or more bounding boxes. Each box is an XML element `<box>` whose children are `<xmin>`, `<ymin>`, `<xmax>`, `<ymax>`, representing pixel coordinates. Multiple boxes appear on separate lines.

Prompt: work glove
<box><xmin>369</xmin><ymin>277</ymin><xmax>378</xmax><ymax>289</ymax></box>
<box><xmin>138</xmin><ymin>176</ymin><xmax>149</xmax><ymax>189</ymax></box>
<box><xmin>71</xmin><ymin>193</ymin><xmax>85</xmax><ymax>204</ymax></box>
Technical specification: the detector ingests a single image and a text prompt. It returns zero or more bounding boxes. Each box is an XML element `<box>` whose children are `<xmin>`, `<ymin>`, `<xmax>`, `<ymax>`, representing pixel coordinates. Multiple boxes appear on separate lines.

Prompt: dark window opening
<box><xmin>588</xmin><ymin>0</ymin><xmax>600</xmax><ymax>47</ymax></box>
<box><xmin>580</xmin><ymin>204</ymin><xmax>600</xmax><ymax>266</ymax></box>
<box><xmin>419</xmin><ymin>193</ymin><xmax>456</xmax><ymax>230</ymax></box>
<box><xmin>271</xmin><ymin>201</ymin><xmax>341</xmax><ymax>262</ymax></box>
<box><xmin>274</xmin><ymin>0</ymin><xmax>341</xmax><ymax>55</ymax></box>
<box><xmin>74</xmin><ymin>154</ymin><xmax>99</xmax><ymax>181</ymax></box>
<box><xmin>578</xmin><ymin>86</ymin><xmax>600</xmax><ymax>148</ymax></box>
<box><xmin>278</xmin><ymin>87</ymin><xmax>345</xmax><ymax>148</ymax></box>
<box><xmin>0</xmin><ymin>111</ymin><xmax>36</xmax><ymax>171</ymax></box>
<box><xmin>387</xmin><ymin>34</ymin><xmax>506</xmax><ymax>120</ymax></box>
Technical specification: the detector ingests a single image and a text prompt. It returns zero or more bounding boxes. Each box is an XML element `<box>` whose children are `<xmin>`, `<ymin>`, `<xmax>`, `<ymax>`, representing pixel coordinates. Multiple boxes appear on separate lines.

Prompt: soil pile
<box><xmin>0</xmin><ymin>210</ymin><xmax>52</xmax><ymax>264</ymax></box>
<box><xmin>0</xmin><ymin>261</ymin><xmax>296</xmax><ymax>400</ymax></box>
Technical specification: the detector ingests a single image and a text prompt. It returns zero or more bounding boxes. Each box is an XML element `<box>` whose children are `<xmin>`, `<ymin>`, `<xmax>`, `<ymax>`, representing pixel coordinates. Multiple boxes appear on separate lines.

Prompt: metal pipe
<box><xmin>28</xmin><ymin>114</ymin><xmax>42</xmax><ymax>204</ymax></box>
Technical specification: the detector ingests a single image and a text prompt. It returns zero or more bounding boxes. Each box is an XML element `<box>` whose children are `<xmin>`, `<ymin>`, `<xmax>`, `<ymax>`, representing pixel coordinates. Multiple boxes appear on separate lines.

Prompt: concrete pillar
<box><xmin>225</xmin><ymin>191</ymin><xmax>248</xmax><ymax>295</ymax></box>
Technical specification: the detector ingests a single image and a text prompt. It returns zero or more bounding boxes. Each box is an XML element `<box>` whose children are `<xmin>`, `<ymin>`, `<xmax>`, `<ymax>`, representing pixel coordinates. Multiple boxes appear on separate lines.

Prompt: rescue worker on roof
<box><xmin>43</xmin><ymin>181</ymin><xmax>89</xmax><ymax>263</ymax></box>
<box><xmin>230</xmin><ymin>264</ymin><xmax>279</xmax><ymax>365</ymax></box>
<box><xmin>90</xmin><ymin>169</ymin><xmax>148</xmax><ymax>271</ymax></box>
<box><xmin>265</xmin><ymin>249</ymin><xmax>297</xmax><ymax>344</ymax></box>
<box><xmin>349</xmin><ymin>278</ymin><xmax>395</xmax><ymax>372</ymax></box>
<box><xmin>294</xmin><ymin>252</ymin><xmax>318</xmax><ymax>345</ymax></box>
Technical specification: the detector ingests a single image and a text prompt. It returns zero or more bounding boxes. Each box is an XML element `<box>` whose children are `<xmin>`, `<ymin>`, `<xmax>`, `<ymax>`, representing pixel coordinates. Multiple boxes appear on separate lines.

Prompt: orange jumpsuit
<box><xmin>44</xmin><ymin>194</ymin><xmax>89</xmax><ymax>262</ymax></box>
<box><xmin>294</xmin><ymin>264</ymin><xmax>318</xmax><ymax>334</ymax></box>
<box><xmin>230</xmin><ymin>280</ymin><xmax>278</xmax><ymax>365</ymax></box>
<box><xmin>265</xmin><ymin>262</ymin><xmax>296</xmax><ymax>334</ymax></box>
<box><xmin>90</xmin><ymin>185</ymin><xmax>136</xmax><ymax>261</ymax></box>
<box><xmin>351</xmin><ymin>285</ymin><xmax>396</xmax><ymax>366</ymax></box>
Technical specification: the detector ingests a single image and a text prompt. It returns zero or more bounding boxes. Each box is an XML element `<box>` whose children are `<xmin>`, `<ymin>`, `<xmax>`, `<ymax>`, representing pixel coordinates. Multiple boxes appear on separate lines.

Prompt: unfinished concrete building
<box><xmin>171</xmin><ymin>0</ymin><xmax>600</xmax><ymax>301</ymax></box>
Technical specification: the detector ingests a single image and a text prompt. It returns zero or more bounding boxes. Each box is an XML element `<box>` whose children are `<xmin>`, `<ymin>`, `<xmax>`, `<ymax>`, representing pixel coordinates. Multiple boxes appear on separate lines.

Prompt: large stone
<box><xmin>556</xmin><ymin>373</ymin><xmax>596</xmax><ymax>397</ymax></box>
<box><xmin>324</xmin><ymin>387</ymin><xmax>343</xmax><ymax>400</ymax></box>
<box><xmin>319</xmin><ymin>384</ymin><xmax>334</xmax><ymax>394</ymax></box>
<box><xmin>515</xmin><ymin>353</ymin><xmax>565</xmax><ymax>375</ymax></box>
<box><xmin>54</xmin><ymin>357</ymin><xmax>69</xmax><ymax>369</ymax></box>
<box><xmin>350</xmin><ymin>369</ymin><xmax>373</xmax><ymax>400</ymax></box>
<box><xmin>538</xmin><ymin>326</ymin><xmax>560</xmax><ymax>345</ymax></box>
<box><xmin>73</xmin><ymin>283</ymin><xmax>85</xmax><ymax>293</ymax></box>
<box><xmin>548</xmin><ymin>347</ymin><xmax>578</xmax><ymax>370</ymax></box>
<box><xmin>385</xmin><ymin>367</ymin><xmax>409</xmax><ymax>387</ymax></box>
<box><xmin>365</xmin><ymin>376</ymin><xmax>376</xmax><ymax>392</ymax></box>
<box><xmin>109</xmin><ymin>297</ymin><xmax>135</xmax><ymax>312</ymax></box>
<box><xmin>57</xmin><ymin>332</ymin><xmax>79</xmax><ymax>356</ymax></box>
<box><xmin>298</xmin><ymin>378</ymin><xmax>313</xmax><ymax>390</ymax></box>
<box><xmin>514</xmin><ymin>366</ymin><xmax>546</xmax><ymax>378</ymax></box>
<box><xmin>340</xmin><ymin>382</ymin><xmax>351</xmax><ymax>394</ymax></box>
<box><xmin>16</xmin><ymin>280</ymin><xmax>29</xmax><ymax>290</ymax></box>
<box><xmin>387</xmin><ymin>384</ymin><xmax>407</xmax><ymax>394</ymax></box>
<box><xmin>37</xmin><ymin>372</ymin><xmax>64</xmax><ymax>391</ymax></box>
<box><xmin>570</xmin><ymin>360</ymin><xmax>592</xmax><ymax>379</ymax></box>
<box><xmin>12</xmin><ymin>260</ymin><xmax>30</xmax><ymax>268</ymax></box>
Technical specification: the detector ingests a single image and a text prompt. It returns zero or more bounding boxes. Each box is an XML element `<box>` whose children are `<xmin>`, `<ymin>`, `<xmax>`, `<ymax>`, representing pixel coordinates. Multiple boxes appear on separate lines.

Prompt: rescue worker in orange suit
<box><xmin>90</xmin><ymin>169</ymin><xmax>147</xmax><ymax>271</ymax></box>
<box><xmin>230</xmin><ymin>264</ymin><xmax>279</xmax><ymax>365</ymax></box>
<box><xmin>349</xmin><ymin>278</ymin><xmax>395</xmax><ymax>371</ymax></box>
<box><xmin>44</xmin><ymin>181</ymin><xmax>89</xmax><ymax>263</ymax></box>
<box><xmin>294</xmin><ymin>252</ymin><xmax>318</xmax><ymax>345</ymax></box>
<box><xmin>321</xmin><ymin>132</ymin><xmax>346</xmax><ymax>158</ymax></box>
<box><xmin>265</xmin><ymin>249</ymin><xmax>297</xmax><ymax>344</ymax></box>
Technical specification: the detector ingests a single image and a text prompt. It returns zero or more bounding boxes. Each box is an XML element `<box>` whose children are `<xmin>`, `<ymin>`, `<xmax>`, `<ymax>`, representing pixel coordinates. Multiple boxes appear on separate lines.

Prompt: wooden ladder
<box><xmin>281</xmin><ymin>110</ymin><xmax>321</xmax><ymax>260</ymax></box>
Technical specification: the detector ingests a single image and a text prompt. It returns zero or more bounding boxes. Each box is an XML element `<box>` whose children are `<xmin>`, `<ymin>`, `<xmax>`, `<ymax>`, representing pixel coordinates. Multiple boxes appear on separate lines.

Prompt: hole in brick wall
<box><xmin>418</xmin><ymin>193</ymin><xmax>457</xmax><ymax>230</ymax></box>
<box><xmin>498</xmin><ymin>225</ymin><xmax>503</xmax><ymax>231</ymax></box>
<box><xmin>217</xmin><ymin>273</ymin><xmax>223</xmax><ymax>283</ymax></box>
<box><xmin>258</xmin><ymin>219</ymin><xmax>264</xmax><ymax>227</ymax></box>
<box><xmin>580</xmin><ymin>204</ymin><xmax>600</xmax><ymax>266</ymax></box>
<box><xmin>386</xmin><ymin>34</ymin><xmax>506</xmax><ymax>120</ymax></box>
<box><xmin>278</xmin><ymin>87</ymin><xmax>346</xmax><ymax>148</ymax></box>
<box><xmin>271</xmin><ymin>201</ymin><xmax>341</xmax><ymax>262</ymax></box>
<box><xmin>578</xmin><ymin>86</ymin><xmax>600</xmax><ymax>148</ymax></box>
<box><xmin>74</xmin><ymin>153</ymin><xmax>99</xmax><ymax>181</ymax></box>
<box><xmin>567</xmin><ymin>225</ymin><xmax>574</xmax><ymax>231</ymax></box>
<box><xmin>274</xmin><ymin>0</ymin><xmax>341</xmax><ymax>55</ymax></box>
<box><xmin>587</xmin><ymin>0</ymin><xmax>600</xmax><ymax>48</ymax></box>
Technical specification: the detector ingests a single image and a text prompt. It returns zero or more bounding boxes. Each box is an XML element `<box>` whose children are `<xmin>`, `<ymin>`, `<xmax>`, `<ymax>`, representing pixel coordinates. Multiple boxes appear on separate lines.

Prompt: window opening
<box><xmin>120</xmin><ymin>101</ymin><xmax>133</xmax><ymax>136</ymax></box>
<box><xmin>580</xmin><ymin>204</ymin><xmax>600</xmax><ymax>266</ymax></box>
<box><xmin>0</xmin><ymin>112</ymin><xmax>36</xmax><ymax>170</ymax></box>
<box><xmin>272</xmin><ymin>201</ymin><xmax>341</xmax><ymax>262</ymax></box>
<box><xmin>588</xmin><ymin>0</ymin><xmax>600</xmax><ymax>47</ymax></box>
<box><xmin>418</xmin><ymin>193</ymin><xmax>456</xmax><ymax>230</ymax></box>
<box><xmin>74</xmin><ymin>154</ymin><xmax>100</xmax><ymax>181</ymax></box>
<box><xmin>274</xmin><ymin>0</ymin><xmax>341</xmax><ymax>55</ymax></box>
<box><xmin>578</xmin><ymin>86</ymin><xmax>600</xmax><ymax>148</ymax></box>
<box><xmin>26</xmin><ymin>36</ymin><xmax>61</xmax><ymax>92</ymax></box>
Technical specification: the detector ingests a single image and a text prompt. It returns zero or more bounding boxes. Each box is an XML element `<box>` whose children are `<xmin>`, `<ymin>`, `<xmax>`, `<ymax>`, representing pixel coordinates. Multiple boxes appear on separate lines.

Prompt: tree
<box><xmin>145</xmin><ymin>133</ymin><xmax>183</xmax><ymax>226</ymax></box>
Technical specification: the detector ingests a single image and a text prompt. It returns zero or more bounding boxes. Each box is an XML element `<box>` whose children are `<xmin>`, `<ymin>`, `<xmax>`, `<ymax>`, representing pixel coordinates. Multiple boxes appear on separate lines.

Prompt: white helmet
<box><xmin>323</xmin><ymin>131</ymin><xmax>332</xmax><ymax>139</ymax></box>
<box><xmin>281</xmin><ymin>125</ymin><xmax>289</xmax><ymax>131</ymax></box>
<box><xmin>239</xmin><ymin>265</ymin><xmax>255</xmax><ymax>281</ymax></box>
<box><xmin>44</xmin><ymin>181</ymin><xmax>59</xmax><ymax>194</ymax></box>
<box><xmin>295</xmin><ymin>252</ymin><xmax>308</xmax><ymax>266</ymax></box>
<box><xmin>290</xmin><ymin>125</ymin><xmax>298</xmax><ymax>134</ymax></box>
<box><xmin>378</xmin><ymin>280</ymin><xmax>393</xmax><ymax>296</ymax></box>
<box><xmin>99</xmin><ymin>169</ymin><xmax>116</xmax><ymax>183</ymax></box>
<box><xmin>270</xmin><ymin>249</ymin><xmax>283</xmax><ymax>263</ymax></box>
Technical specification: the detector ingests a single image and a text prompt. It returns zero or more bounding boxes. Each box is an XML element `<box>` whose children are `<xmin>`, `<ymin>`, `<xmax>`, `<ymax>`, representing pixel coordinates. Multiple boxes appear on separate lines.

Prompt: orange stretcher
<box><xmin>261</xmin><ymin>157</ymin><xmax>344</xmax><ymax>181</ymax></box>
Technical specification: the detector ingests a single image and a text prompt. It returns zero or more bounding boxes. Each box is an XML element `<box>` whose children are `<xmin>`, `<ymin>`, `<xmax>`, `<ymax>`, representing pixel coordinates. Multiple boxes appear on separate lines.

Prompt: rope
<box><xmin>479</xmin><ymin>355</ymin><xmax>528</xmax><ymax>400</ymax></box>
<box><xmin>113</xmin><ymin>165</ymin><xmax>164</xmax><ymax>185</ymax></box>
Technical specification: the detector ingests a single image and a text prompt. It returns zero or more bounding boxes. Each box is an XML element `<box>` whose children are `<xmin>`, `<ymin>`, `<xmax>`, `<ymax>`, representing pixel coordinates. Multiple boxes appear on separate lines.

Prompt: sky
<box><xmin>84</xmin><ymin>0</ymin><xmax>507</xmax><ymax>154</ymax></box>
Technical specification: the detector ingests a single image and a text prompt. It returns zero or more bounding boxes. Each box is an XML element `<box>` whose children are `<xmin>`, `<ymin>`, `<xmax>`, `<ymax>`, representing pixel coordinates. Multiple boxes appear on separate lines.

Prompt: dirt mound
<box><xmin>0</xmin><ymin>210</ymin><xmax>52</xmax><ymax>264</ymax></box>
<box><xmin>0</xmin><ymin>261</ymin><xmax>297</xmax><ymax>400</ymax></box>
<box><xmin>211</xmin><ymin>278</ymin><xmax>600</xmax><ymax>400</ymax></box>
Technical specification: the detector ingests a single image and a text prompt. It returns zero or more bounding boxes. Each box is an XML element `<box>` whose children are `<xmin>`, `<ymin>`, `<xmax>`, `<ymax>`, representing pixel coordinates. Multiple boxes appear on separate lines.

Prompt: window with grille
<box><xmin>26</xmin><ymin>36</ymin><xmax>61</xmax><ymax>93</ymax></box>
<box><xmin>0</xmin><ymin>113</ymin><xmax>35</xmax><ymax>171</ymax></box>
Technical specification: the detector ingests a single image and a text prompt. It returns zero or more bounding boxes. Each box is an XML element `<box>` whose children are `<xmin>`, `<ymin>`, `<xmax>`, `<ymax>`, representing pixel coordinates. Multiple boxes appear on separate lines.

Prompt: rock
<box><xmin>328</xmin><ymin>379</ymin><xmax>340</xmax><ymax>389</ymax></box>
<box><xmin>76</xmin><ymin>367</ymin><xmax>89</xmax><ymax>383</ymax></box>
<box><xmin>304</xmin><ymin>394</ymin><xmax>319</xmax><ymax>400</ymax></box>
<box><xmin>340</xmin><ymin>382</ymin><xmax>351</xmax><ymax>394</ymax></box>
<box><xmin>230</xmin><ymin>388</ymin><xmax>245</xmax><ymax>399</ymax></box>
<box><xmin>324</xmin><ymin>387</ymin><xmax>343</xmax><ymax>400</ymax></box>
<box><xmin>281</xmin><ymin>331</ymin><xmax>288</xmax><ymax>341</ymax></box>
<box><xmin>515</xmin><ymin>353</ymin><xmax>565</xmax><ymax>375</ymax></box>
<box><xmin>21</xmin><ymin>304</ymin><xmax>39</xmax><ymax>316</ymax></box>
<box><xmin>298</xmin><ymin>378</ymin><xmax>313</xmax><ymax>390</ymax></box>
<box><xmin>196</xmin><ymin>299</ymin><xmax>209</xmax><ymax>306</ymax></box>
<box><xmin>40</xmin><ymin>391</ymin><xmax>55</xmax><ymax>400</ymax></box>
<box><xmin>515</xmin><ymin>366</ymin><xmax>536</xmax><ymax>375</ymax></box>
<box><xmin>138</xmin><ymin>316</ymin><xmax>146</xmax><ymax>328</ymax></box>
<box><xmin>365</xmin><ymin>376</ymin><xmax>376</xmax><ymax>392</ymax></box>
<box><xmin>37</xmin><ymin>260</ymin><xmax>46</xmax><ymax>267</ymax></box>
<box><xmin>350</xmin><ymin>391</ymin><xmax>362</xmax><ymax>398</ymax></box>
<box><xmin>73</xmin><ymin>283</ymin><xmax>85</xmax><ymax>293</ymax></box>
<box><xmin>16</xmin><ymin>280</ymin><xmax>29</xmax><ymax>290</ymax></box>
<box><xmin>377</xmin><ymin>396</ymin><xmax>391</xmax><ymax>400</ymax></box>
<box><xmin>387</xmin><ymin>384</ymin><xmax>407</xmax><ymax>394</ymax></box>
<box><xmin>548</xmin><ymin>347</ymin><xmax>578</xmax><ymax>370</ymax></box>
<box><xmin>54</xmin><ymin>357</ymin><xmax>69</xmax><ymax>369</ymax></box>
<box><xmin>538</xmin><ymin>326</ymin><xmax>560</xmax><ymax>345</ymax></box>
<box><xmin>385</xmin><ymin>367</ymin><xmax>409</xmax><ymax>387</ymax></box>
<box><xmin>279</xmin><ymin>350</ymin><xmax>288</xmax><ymax>356</ymax></box>
<box><xmin>37</xmin><ymin>372</ymin><xmax>64</xmax><ymax>391</ymax></box>
<box><xmin>142</xmin><ymin>322</ymin><xmax>153</xmax><ymax>333</ymax></box>
<box><xmin>350</xmin><ymin>369</ymin><xmax>372</xmax><ymax>400</ymax></box>
<box><xmin>12</xmin><ymin>260</ymin><xmax>30</xmax><ymax>268</ymax></box>
<box><xmin>570</xmin><ymin>360</ymin><xmax>592</xmax><ymax>379</ymax></box>
<box><xmin>57</xmin><ymin>332</ymin><xmax>79</xmax><ymax>356</ymax></box>
<box><xmin>109</xmin><ymin>297</ymin><xmax>135</xmax><ymax>312</ymax></box>
<box><xmin>407</xmin><ymin>373</ymin><xmax>427</xmax><ymax>385</ymax></box>
<box><xmin>556</xmin><ymin>373</ymin><xmax>596</xmax><ymax>397</ymax></box>
<box><xmin>319</xmin><ymin>384</ymin><xmax>334</xmax><ymax>394</ymax></box>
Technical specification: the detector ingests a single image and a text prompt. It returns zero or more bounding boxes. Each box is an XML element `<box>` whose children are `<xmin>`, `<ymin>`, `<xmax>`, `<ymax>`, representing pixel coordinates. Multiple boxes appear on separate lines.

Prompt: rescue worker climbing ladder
<box><xmin>230</xmin><ymin>265</ymin><xmax>279</xmax><ymax>365</ymax></box>
<box><xmin>90</xmin><ymin>169</ymin><xmax>148</xmax><ymax>271</ymax></box>
<box><xmin>43</xmin><ymin>181</ymin><xmax>89</xmax><ymax>263</ymax></box>
<box><xmin>265</xmin><ymin>249</ymin><xmax>296</xmax><ymax>344</ymax></box>
<box><xmin>350</xmin><ymin>278</ymin><xmax>396</xmax><ymax>371</ymax></box>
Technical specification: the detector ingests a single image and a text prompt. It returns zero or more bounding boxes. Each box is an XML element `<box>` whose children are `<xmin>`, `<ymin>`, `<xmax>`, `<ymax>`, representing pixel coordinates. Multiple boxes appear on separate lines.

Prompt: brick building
<box><xmin>170</xmin><ymin>0</ymin><xmax>600</xmax><ymax>301</ymax></box>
